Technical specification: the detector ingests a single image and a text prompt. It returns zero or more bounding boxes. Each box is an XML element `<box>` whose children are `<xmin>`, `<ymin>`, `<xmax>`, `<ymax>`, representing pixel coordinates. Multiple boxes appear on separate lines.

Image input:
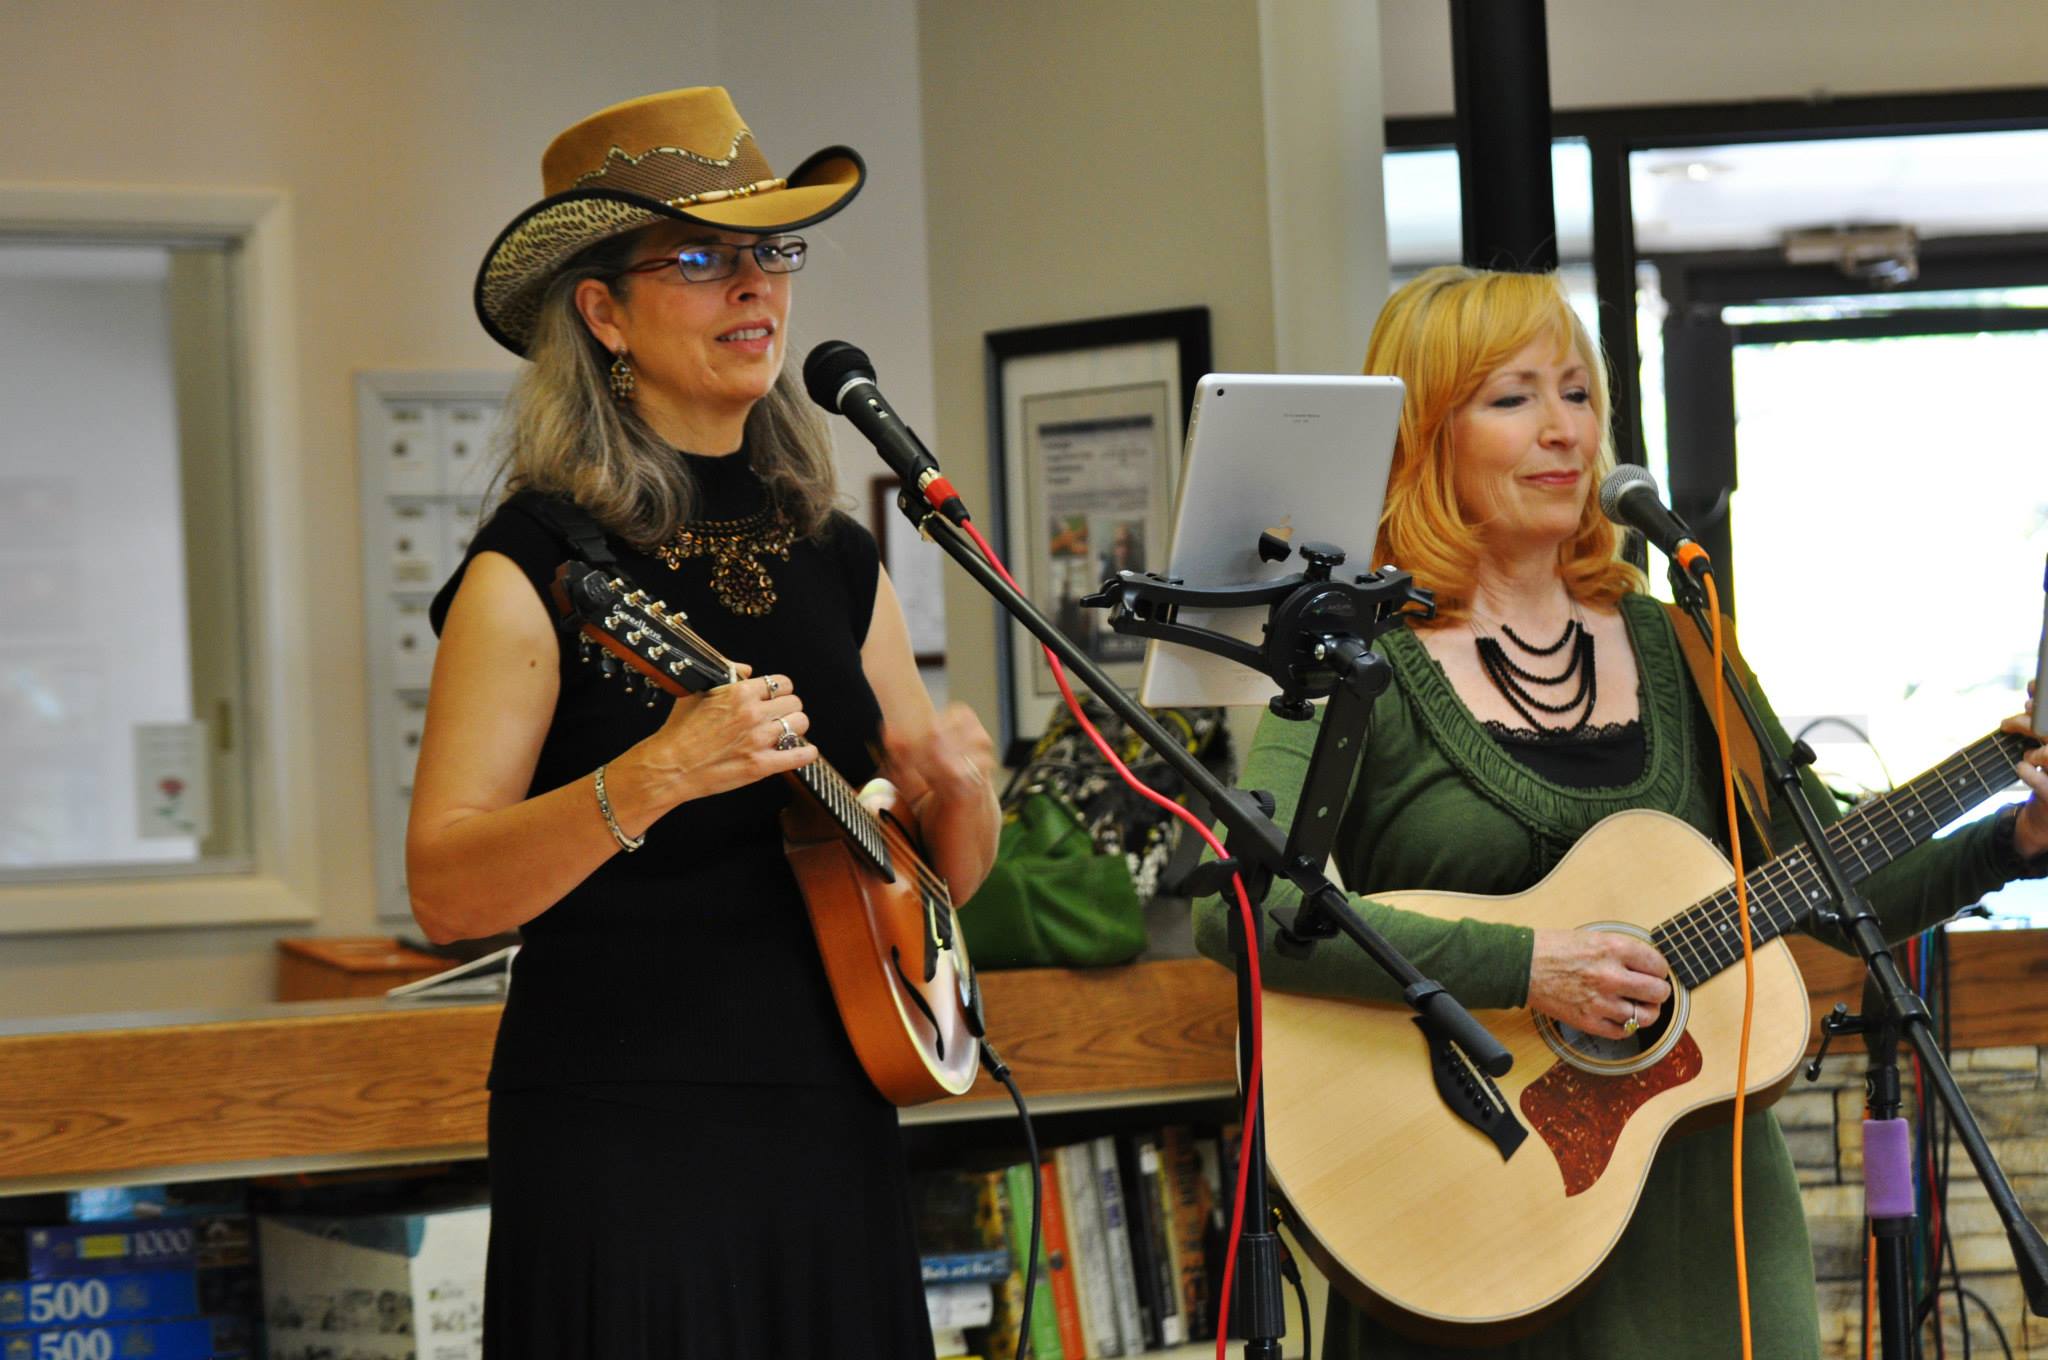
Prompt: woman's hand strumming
<box><xmin>1527</xmin><ymin>928</ymin><xmax>1673</xmax><ymax>1040</ymax></box>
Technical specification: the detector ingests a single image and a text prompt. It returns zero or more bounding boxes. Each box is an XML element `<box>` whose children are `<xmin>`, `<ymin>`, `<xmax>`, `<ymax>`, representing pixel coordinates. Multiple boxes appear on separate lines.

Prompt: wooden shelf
<box><xmin>0</xmin><ymin>958</ymin><xmax>1237</xmax><ymax>1194</ymax></box>
<box><xmin>6</xmin><ymin>930</ymin><xmax>2039</xmax><ymax>1196</ymax></box>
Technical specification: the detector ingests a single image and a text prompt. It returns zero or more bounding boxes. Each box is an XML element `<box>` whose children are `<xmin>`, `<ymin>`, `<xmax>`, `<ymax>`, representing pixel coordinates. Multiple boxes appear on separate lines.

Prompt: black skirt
<box><xmin>484</xmin><ymin>1081</ymin><xmax>936</xmax><ymax>1360</ymax></box>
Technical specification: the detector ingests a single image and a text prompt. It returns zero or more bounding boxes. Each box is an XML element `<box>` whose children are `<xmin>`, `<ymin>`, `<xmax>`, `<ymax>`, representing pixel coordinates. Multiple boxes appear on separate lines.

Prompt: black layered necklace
<box><xmin>1472</xmin><ymin>606</ymin><xmax>1597</xmax><ymax>734</ymax></box>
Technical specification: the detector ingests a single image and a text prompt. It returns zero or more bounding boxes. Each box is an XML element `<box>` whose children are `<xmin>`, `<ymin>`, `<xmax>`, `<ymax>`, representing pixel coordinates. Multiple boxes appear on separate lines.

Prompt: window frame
<box><xmin>0</xmin><ymin>184</ymin><xmax>319</xmax><ymax>934</ymax></box>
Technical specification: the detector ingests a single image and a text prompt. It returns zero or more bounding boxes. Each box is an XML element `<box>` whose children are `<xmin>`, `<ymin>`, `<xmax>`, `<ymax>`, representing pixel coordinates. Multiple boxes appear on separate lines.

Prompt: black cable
<box><xmin>980</xmin><ymin>1038</ymin><xmax>1041</xmax><ymax>1360</ymax></box>
<box><xmin>1276</xmin><ymin>1227</ymin><xmax>1311</xmax><ymax>1360</ymax></box>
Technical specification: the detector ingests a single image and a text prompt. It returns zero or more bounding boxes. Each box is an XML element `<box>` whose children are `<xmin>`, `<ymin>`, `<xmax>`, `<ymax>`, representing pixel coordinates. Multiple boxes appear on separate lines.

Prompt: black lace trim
<box><xmin>1482</xmin><ymin>718</ymin><xmax>1644</xmax><ymax>746</ymax></box>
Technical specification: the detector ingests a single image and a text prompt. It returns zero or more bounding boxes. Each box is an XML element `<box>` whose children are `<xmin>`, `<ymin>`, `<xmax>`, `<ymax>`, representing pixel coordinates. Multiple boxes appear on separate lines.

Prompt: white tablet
<box><xmin>1137</xmin><ymin>373</ymin><xmax>1406</xmax><ymax>708</ymax></box>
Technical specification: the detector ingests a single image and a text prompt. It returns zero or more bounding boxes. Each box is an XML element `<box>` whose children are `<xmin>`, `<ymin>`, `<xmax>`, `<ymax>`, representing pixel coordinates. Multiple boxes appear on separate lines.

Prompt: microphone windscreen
<box><xmin>802</xmin><ymin>340</ymin><xmax>874</xmax><ymax>413</ymax></box>
<box><xmin>1597</xmin><ymin>463</ymin><xmax>1658</xmax><ymax>522</ymax></box>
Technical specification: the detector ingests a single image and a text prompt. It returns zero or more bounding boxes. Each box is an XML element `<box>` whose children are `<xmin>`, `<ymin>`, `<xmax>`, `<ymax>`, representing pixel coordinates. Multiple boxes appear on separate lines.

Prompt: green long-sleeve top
<box><xmin>1191</xmin><ymin>593</ymin><xmax>2015</xmax><ymax>1359</ymax></box>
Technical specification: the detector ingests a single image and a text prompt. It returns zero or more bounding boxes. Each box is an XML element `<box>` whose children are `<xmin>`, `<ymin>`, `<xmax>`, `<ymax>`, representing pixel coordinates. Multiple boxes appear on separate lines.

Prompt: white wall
<box><xmin>0</xmin><ymin>0</ymin><xmax>937</xmax><ymax>1016</ymax></box>
<box><xmin>1381</xmin><ymin>0</ymin><xmax>2048</xmax><ymax>116</ymax></box>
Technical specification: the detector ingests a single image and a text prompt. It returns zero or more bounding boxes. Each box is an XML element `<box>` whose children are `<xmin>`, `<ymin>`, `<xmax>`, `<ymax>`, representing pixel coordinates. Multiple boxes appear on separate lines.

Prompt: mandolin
<box><xmin>1261</xmin><ymin>729</ymin><xmax>2031</xmax><ymax>1343</ymax></box>
<box><xmin>552</xmin><ymin>560</ymin><xmax>983</xmax><ymax>1106</ymax></box>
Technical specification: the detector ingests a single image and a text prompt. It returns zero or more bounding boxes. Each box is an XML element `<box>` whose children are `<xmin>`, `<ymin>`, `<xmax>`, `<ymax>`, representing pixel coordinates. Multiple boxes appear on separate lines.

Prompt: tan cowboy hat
<box><xmin>474</xmin><ymin>86</ymin><xmax>864</xmax><ymax>356</ymax></box>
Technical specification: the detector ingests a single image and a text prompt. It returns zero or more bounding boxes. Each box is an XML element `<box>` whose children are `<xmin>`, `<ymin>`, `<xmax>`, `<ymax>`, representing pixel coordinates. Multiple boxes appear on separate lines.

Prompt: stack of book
<box><xmin>914</xmin><ymin>1123</ymin><xmax>1237</xmax><ymax>1360</ymax></box>
<box><xmin>0</xmin><ymin>1184</ymin><xmax>258</xmax><ymax>1359</ymax></box>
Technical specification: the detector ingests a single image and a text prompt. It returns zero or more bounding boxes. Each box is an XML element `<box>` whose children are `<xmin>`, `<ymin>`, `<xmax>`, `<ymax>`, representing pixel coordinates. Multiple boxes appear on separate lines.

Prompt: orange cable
<box><xmin>1703</xmin><ymin>575</ymin><xmax>1757</xmax><ymax>1360</ymax></box>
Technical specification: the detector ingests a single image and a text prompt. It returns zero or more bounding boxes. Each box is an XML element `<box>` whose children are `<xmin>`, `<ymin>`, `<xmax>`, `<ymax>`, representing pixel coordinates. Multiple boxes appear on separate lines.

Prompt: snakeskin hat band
<box><xmin>474</xmin><ymin>86</ymin><xmax>864</xmax><ymax>357</ymax></box>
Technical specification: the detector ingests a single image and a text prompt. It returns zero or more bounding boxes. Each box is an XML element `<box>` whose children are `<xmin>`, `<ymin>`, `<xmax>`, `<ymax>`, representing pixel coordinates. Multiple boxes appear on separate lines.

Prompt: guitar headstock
<box><xmin>552</xmin><ymin>560</ymin><xmax>732</xmax><ymax>698</ymax></box>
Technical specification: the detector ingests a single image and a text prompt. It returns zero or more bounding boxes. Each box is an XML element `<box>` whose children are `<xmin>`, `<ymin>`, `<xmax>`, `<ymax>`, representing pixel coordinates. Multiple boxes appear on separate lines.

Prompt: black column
<box><xmin>1450</xmin><ymin>0</ymin><xmax>1558</xmax><ymax>272</ymax></box>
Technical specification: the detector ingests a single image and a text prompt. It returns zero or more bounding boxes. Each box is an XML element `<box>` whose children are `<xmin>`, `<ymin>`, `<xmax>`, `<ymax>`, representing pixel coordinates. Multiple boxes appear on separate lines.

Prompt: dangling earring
<box><xmin>608</xmin><ymin>349</ymin><xmax>635</xmax><ymax>403</ymax></box>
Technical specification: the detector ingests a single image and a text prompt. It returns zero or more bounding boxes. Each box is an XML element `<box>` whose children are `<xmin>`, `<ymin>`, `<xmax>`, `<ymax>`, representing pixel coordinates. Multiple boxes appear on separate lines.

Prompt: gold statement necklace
<box><xmin>656</xmin><ymin>503</ymin><xmax>796</xmax><ymax>617</ymax></box>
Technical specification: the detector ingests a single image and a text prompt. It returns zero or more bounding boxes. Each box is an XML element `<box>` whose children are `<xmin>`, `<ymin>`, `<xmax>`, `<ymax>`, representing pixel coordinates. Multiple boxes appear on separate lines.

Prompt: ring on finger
<box><xmin>763</xmin><ymin>676</ymin><xmax>781</xmax><ymax>700</ymax></box>
<box><xmin>1622</xmin><ymin>1002</ymin><xmax>1640</xmax><ymax>1036</ymax></box>
<box><xmin>774</xmin><ymin>716</ymin><xmax>800</xmax><ymax>750</ymax></box>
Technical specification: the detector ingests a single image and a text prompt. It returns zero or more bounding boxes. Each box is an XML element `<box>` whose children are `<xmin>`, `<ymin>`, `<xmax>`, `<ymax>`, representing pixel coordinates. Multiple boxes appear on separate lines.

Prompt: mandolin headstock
<box><xmin>551</xmin><ymin>560</ymin><xmax>733</xmax><ymax>698</ymax></box>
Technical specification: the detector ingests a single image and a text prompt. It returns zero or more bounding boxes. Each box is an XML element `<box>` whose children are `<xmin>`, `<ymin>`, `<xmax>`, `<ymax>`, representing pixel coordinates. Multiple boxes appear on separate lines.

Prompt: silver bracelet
<box><xmin>593</xmin><ymin>763</ymin><xmax>644</xmax><ymax>853</ymax></box>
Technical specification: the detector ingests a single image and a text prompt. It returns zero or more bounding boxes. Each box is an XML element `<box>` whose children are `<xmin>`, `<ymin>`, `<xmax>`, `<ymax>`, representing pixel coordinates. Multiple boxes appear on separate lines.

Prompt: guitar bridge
<box><xmin>1413</xmin><ymin>1014</ymin><xmax>1527</xmax><ymax>1162</ymax></box>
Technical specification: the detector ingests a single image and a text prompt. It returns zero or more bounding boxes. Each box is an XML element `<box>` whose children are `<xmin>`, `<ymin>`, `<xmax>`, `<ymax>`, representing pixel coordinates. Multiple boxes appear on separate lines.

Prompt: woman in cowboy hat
<box><xmin>407</xmin><ymin>87</ymin><xmax>998</xmax><ymax>1359</ymax></box>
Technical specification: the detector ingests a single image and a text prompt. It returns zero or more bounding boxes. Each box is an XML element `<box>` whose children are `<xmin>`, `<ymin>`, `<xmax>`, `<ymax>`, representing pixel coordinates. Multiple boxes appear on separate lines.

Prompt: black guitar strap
<box><xmin>522</xmin><ymin>494</ymin><xmax>617</xmax><ymax>569</ymax></box>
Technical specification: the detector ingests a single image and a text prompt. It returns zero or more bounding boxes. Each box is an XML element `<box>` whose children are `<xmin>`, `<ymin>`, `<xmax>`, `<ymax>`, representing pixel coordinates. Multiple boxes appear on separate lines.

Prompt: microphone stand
<box><xmin>1666</xmin><ymin>561</ymin><xmax>2048</xmax><ymax>1355</ymax></box>
<box><xmin>905</xmin><ymin>496</ymin><xmax>1514</xmax><ymax>1357</ymax></box>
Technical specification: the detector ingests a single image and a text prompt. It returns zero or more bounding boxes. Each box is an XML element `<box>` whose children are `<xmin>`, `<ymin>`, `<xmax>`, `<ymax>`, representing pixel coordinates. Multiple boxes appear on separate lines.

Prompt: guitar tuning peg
<box><xmin>578</xmin><ymin>639</ymin><xmax>594</xmax><ymax>663</ymax></box>
<box><xmin>645</xmin><ymin>692</ymin><xmax>660</xmax><ymax>708</ymax></box>
<box><xmin>598</xmin><ymin>653</ymin><xmax>618</xmax><ymax>678</ymax></box>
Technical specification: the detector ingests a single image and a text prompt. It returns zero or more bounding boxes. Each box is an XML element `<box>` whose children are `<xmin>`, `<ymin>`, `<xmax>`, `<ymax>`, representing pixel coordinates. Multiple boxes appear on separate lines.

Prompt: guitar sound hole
<box><xmin>1535</xmin><ymin>922</ymin><xmax>1691</xmax><ymax>1075</ymax></box>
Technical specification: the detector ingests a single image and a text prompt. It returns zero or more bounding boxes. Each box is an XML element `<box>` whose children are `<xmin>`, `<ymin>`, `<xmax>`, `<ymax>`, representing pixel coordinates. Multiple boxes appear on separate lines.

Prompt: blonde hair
<box><xmin>1365</xmin><ymin>265</ymin><xmax>1642</xmax><ymax>627</ymax></box>
<box><xmin>491</xmin><ymin>230</ymin><xmax>839</xmax><ymax>546</ymax></box>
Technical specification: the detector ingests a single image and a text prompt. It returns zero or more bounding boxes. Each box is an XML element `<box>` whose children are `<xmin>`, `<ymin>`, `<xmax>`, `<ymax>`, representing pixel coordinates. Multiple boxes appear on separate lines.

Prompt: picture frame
<box><xmin>868</xmin><ymin>474</ymin><xmax>947</xmax><ymax>667</ymax></box>
<box><xmin>984</xmin><ymin>306</ymin><xmax>1211</xmax><ymax>762</ymax></box>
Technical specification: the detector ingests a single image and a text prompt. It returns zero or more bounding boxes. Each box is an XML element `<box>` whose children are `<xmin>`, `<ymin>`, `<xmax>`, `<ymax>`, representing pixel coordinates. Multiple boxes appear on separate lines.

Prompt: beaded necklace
<box><xmin>1469</xmin><ymin>603</ymin><xmax>1597</xmax><ymax>734</ymax></box>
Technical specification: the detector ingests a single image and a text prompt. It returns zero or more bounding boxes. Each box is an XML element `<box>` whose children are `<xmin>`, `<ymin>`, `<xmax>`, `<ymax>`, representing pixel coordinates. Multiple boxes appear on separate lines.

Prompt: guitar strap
<box><xmin>522</xmin><ymin>494</ymin><xmax>618</xmax><ymax>569</ymax></box>
<box><xmin>1662</xmin><ymin>603</ymin><xmax>1775</xmax><ymax>859</ymax></box>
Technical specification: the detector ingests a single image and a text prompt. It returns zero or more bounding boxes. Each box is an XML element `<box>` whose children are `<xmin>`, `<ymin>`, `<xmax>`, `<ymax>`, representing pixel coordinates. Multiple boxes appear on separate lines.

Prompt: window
<box><xmin>0</xmin><ymin>186</ymin><xmax>316</xmax><ymax>934</ymax></box>
<box><xmin>0</xmin><ymin>241</ymin><xmax>250</xmax><ymax>880</ymax></box>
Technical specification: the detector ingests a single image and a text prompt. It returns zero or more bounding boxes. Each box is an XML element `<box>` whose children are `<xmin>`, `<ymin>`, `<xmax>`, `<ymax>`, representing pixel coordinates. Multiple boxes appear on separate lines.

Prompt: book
<box><xmin>1000</xmin><ymin>1163</ymin><xmax>1064</xmax><ymax>1360</ymax></box>
<box><xmin>1160</xmin><ymin>1126</ymin><xmax>1215</xmax><ymax>1342</ymax></box>
<box><xmin>921</xmin><ymin>1250</ymin><xmax>1015</xmax><ymax>1285</ymax></box>
<box><xmin>1054</xmin><ymin>1143</ymin><xmax>1119</xmax><ymax>1358</ymax></box>
<box><xmin>1088</xmin><ymin>1136</ymin><xmax>1145</xmax><ymax>1356</ymax></box>
<box><xmin>1036</xmin><ymin>1157</ymin><xmax>1087</xmax><ymax>1360</ymax></box>
<box><xmin>926</xmin><ymin>1281</ymin><xmax>997</xmax><ymax>1331</ymax></box>
<box><xmin>1123</xmin><ymin>1132</ymin><xmax>1184</xmax><ymax>1346</ymax></box>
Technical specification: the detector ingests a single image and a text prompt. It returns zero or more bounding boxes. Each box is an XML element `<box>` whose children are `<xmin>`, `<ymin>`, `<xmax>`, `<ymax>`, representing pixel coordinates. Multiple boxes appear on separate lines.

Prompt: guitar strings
<box><xmin>1651</xmin><ymin>732</ymin><xmax>2020</xmax><ymax>986</ymax></box>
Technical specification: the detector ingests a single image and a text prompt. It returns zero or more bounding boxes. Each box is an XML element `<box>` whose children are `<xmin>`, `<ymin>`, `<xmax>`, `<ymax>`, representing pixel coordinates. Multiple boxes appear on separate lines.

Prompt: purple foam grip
<box><xmin>1863</xmin><ymin>1118</ymin><xmax>1916</xmax><ymax>1220</ymax></box>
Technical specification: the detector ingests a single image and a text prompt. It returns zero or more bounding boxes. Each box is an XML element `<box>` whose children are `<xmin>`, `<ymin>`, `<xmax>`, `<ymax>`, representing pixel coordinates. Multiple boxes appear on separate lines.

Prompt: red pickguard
<box><xmin>1518</xmin><ymin>1033</ymin><xmax>1704</xmax><ymax>1197</ymax></box>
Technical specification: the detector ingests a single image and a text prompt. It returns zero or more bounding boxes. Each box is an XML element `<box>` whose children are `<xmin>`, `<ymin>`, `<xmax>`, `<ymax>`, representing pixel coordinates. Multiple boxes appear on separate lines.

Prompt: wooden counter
<box><xmin>4</xmin><ymin>933</ymin><xmax>2043</xmax><ymax>1196</ymax></box>
<box><xmin>0</xmin><ymin>959</ymin><xmax>1237</xmax><ymax>1195</ymax></box>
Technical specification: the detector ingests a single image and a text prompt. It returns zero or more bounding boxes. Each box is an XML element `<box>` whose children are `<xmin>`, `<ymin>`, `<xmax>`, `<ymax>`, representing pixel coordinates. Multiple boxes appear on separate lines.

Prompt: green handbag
<box><xmin>959</xmin><ymin>789</ymin><xmax>1147</xmax><ymax>969</ymax></box>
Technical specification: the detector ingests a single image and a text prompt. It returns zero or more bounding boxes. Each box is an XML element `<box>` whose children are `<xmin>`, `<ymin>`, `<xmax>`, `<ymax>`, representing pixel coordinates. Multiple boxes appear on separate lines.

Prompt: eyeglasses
<box><xmin>618</xmin><ymin>235</ymin><xmax>808</xmax><ymax>284</ymax></box>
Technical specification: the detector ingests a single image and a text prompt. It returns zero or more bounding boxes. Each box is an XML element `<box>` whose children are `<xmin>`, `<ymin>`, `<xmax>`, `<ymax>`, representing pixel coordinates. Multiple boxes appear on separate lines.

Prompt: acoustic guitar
<box><xmin>553</xmin><ymin>561</ymin><xmax>983</xmax><ymax>1107</ymax></box>
<box><xmin>1261</xmin><ymin>728</ymin><xmax>2031</xmax><ymax>1343</ymax></box>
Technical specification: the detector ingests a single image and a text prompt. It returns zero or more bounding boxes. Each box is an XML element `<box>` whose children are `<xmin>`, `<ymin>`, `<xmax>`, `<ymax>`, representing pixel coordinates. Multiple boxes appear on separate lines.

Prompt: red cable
<box><xmin>956</xmin><ymin>518</ymin><xmax>1267</xmax><ymax>1358</ymax></box>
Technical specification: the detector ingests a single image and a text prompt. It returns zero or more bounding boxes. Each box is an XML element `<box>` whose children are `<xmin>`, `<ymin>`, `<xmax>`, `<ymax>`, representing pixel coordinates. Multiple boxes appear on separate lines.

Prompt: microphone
<box><xmin>1599</xmin><ymin>465</ymin><xmax>1711</xmax><ymax>584</ymax></box>
<box><xmin>803</xmin><ymin>340</ymin><xmax>969</xmax><ymax>525</ymax></box>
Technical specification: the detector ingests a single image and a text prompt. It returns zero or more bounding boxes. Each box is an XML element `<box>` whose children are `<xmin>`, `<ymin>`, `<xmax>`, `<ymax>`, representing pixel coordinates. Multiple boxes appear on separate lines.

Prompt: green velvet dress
<box><xmin>1191</xmin><ymin>593</ymin><xmax>2015</xmax><ymax>1359</ymax></box>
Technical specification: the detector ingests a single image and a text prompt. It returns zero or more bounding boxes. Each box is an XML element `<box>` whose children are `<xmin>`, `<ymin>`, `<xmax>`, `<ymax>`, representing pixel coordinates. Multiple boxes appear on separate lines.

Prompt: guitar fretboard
<box><xmin>1651</xmin><ymin>731</ymin><xmax>2029</xmax><ymax>989</ymax></box>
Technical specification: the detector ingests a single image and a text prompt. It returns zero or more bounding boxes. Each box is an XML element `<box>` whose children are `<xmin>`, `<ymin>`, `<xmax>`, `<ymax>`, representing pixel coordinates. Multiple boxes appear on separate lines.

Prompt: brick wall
<box><xmin>1782</xmin><ymin>1045</ymin><xmax>2048</xmax><ymax>1358</ymax></box>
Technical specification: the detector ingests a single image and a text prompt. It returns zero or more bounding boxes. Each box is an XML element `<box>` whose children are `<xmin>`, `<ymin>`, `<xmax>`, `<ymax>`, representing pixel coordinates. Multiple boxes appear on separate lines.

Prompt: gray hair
<box><xmin>490</xmin><ymin>230</ymin><xmax>839</xmax><ymax>546</ymax></box>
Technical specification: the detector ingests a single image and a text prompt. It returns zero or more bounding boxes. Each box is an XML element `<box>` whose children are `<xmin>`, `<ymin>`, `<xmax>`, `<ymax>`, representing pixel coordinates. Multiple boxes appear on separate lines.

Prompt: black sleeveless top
<box><xmin>429</xmin><ymin>449</ymin><xmax>883</xmax><ymax>1089</ymax></box>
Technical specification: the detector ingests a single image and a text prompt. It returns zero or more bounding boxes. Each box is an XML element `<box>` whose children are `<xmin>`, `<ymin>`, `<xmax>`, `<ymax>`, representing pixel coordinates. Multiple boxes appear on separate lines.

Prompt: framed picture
<box><xmin>985</xmin><ymin>306</ymin><xmax>1211</xmax><ymax>762</ymax></box>
<box><xmin>869</xmin><ymin>475</ymin><xmax>947</xmax><ymax>666</ymax></box>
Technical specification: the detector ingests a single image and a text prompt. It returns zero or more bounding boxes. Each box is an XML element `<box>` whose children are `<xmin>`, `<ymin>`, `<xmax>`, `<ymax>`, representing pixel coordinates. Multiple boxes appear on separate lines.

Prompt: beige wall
<box><xmin>1381</xmin><ymin>0</ymin><xmax>2048</xmax><ymax>117</ymax></box>
<box><xmin>0</xmin><ymin>0</ymin><xmax>935</xmax><ymax>1016</ymax></box>
<box><xmin>915</xmin><ymin>0</ymin><xmax>1286</xmax><ymax>742</ymax></box>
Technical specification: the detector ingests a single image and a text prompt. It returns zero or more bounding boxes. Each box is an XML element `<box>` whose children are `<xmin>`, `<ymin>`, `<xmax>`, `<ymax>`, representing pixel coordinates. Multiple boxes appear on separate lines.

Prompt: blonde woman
<box><xmin>1194</xmin><ymin>266</ymin><xmax>2048</xmax><ymax>1358</ymax></box>
<box><xmin>407</xmin><ymin>88</ymin><xmax>997</xmax><ymax>1359</ymax></box>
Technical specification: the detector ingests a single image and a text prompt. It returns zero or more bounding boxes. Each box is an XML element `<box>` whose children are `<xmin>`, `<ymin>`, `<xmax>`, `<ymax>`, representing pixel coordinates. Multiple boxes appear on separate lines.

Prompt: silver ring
<box><xmin>763</xmin><ymin>676</ymin><xmax>781</xmax><ymax>699</ymax></box>
<box><xmin>1622</xmin><ymin>1002</ymin><xmax>1640</xmax><ymax>1036</ymax></box>
<box><xmin>775</xmin><ymin>715</ymin><xmax>799</xmax><ymax>749</ymax></box>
